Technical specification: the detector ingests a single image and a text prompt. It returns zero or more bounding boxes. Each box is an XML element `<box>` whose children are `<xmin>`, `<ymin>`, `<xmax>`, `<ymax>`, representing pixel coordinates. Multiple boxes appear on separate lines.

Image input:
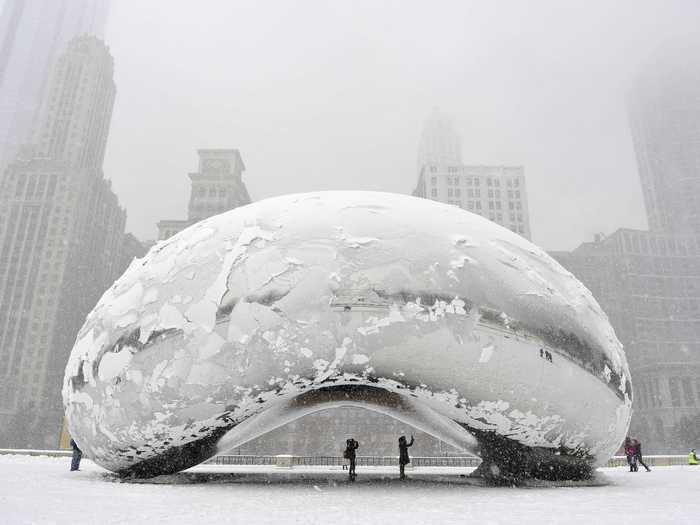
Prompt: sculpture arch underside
<box><xmin>117</xmin><ymin>384</ymin><xmax>592</xmax><ymax>481</ymax></box>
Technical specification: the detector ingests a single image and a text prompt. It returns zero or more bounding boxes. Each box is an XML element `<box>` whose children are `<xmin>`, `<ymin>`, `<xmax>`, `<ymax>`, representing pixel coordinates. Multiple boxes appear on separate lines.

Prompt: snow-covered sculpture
<box><xmin>63</xmin><ymin>192</ymin><xmax>631</xmax><ymax>480</ymax></box>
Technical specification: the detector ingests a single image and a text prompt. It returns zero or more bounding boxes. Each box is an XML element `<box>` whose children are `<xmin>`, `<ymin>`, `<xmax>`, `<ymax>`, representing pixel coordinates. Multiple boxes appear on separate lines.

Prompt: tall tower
<box><xmin>417</xmin><ymin>108</ymin><xmax>462</xmax><ymax>171</ymax></box>
<box><xmin>627</xmin><ymin>44</ymin><xmax>700</xmax><ymax>235</ymax></box>
<box><xmin>0</xmin><ymin>0</ymin><xmax>109</xmax><ymax>171</ymax></box>
<box><xmin>0</xmin><ymin>36</ymin><xmax>124</xmax><ymax>448</ymax></box>
<box><xmin>187</xmin><ymin>149</ymin><xmax>249</xmax><ymax>222</ymax></box>
<box><xmin>157</xmin><ymin>149</ymin><xmax>252</xmax><ymax>241</ymax></box>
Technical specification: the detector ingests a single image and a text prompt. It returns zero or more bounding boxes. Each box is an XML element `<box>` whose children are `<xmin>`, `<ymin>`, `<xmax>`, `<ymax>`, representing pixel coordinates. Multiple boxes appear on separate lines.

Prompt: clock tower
<box><xmin>157</xmin><ymin>149</ymin><xmax>251</xmax><ymax>240</ymax></box>
<box><xmin>187</xmin><ymin>149</ymin><xmax>250</xmax><ymax>222</ymax></box>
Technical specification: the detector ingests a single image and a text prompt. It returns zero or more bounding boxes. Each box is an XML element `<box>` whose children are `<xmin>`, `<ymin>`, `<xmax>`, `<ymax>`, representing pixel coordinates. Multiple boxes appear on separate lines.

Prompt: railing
<box><xmin>0</xmin><ymin>449</ymin><xmax>690</xmax><ymax>469</ymax></box>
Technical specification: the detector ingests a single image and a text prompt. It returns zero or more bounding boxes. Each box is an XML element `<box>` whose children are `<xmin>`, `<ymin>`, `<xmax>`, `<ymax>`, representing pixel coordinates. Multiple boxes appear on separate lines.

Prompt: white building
<box><xmin>413</xmin><ymin>164</ymin><xmax>531</xmax><ymax>240</ymax></box>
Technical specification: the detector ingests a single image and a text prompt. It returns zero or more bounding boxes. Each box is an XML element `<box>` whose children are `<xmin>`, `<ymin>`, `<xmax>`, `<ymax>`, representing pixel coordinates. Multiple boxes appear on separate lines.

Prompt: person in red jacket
<box><xmin>624</xmin><ymin>436</ymin><xmax>638</xmax><ymax>472</ymax></box>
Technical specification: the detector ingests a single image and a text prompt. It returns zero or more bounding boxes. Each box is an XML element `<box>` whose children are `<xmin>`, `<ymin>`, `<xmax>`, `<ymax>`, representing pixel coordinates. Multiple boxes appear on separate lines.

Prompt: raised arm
<box><xmin>407</xmin><ymin>436</ymin><xmax>414</xmax><ymax>447</ymax></box>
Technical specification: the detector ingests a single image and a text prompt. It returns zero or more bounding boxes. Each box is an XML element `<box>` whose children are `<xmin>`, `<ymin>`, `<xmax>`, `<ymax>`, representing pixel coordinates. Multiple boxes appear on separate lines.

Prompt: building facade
<box><xmin>157</xmin><ymin>149</ymin><xmax>251</xmax><ymax>240</ymax></box>
<box><xmin>0</xmin><ymin>36</ymin><xmax>128</xmax><ymax>448</ymax></box>
<box><xmin>551</xmin><ymin>230</ymin><xmax>700</xmax><ymax>452</ymax></box>
<box><xmin>0</xmin><ymin>0</ymin><xmax>109</xmax><ymax>171</ymax></box>
<box><xmin>413</xmin><ymin>164</ymin><xmax>532</xmax><ymax>239</ymax></box>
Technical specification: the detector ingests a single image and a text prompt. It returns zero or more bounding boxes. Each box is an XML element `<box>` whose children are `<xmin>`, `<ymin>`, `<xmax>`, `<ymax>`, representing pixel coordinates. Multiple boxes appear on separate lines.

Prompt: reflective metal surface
<box><xmin>62</xmin><ymin>192</ymin><xmax>632</xmax><ymax>479</ymax></box>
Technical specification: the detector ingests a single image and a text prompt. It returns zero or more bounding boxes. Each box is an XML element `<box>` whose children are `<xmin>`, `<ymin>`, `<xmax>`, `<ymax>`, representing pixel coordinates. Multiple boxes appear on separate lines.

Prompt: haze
<box><xmin>80</xmin><ymin>0</ymin><xmax>700</xmax><ymax>249</ymax></box>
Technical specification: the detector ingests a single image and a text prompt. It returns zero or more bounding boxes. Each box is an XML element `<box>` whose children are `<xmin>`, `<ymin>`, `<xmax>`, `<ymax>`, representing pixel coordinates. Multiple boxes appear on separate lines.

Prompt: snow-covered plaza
<box><xmin>2</xmin><ymin>454</ymin><xmax>699</xmax><ymax>525</ymax></box>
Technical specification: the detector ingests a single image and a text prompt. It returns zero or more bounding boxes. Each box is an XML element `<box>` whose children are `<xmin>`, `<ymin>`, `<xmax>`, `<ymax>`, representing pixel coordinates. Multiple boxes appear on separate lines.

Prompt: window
<box><xmin>431</xmin><ymin>177</ymin><xmax>437</xmax><ymax>186</ymax></box>
<box><xmin>514</xmin><ymin>179</ymin><xmax>519</xmax><ymax>187</ymax></box>
<box><xmin>466</xmin><ymin>177</ymin><xmax>473</xmax><ymax>186</ymax></box>
<box><xmin>509</xmin><ymin>202</ymin><xmax>514</xmax><ymax>210</ymax></box>
<box><xmin>669</xmin><ymin>377</ymin><xmax>681</xmax><ymax>407</ymax></box>
<box><xmin>681</xmin><ymin>378</ymin><xmax>696</xmax><ymax>406</ymax></box>
<box><xmin>508</xmin><ymin>190</ymin><xmax>513</xmax><ymax>199</ymax></box>
<box><xmin>455</xmin><ymin>188</ymin><xmax>461</xmax><ymax>197</ymax></box>
<box><xmin>488</xmin><ymin>190</ymin><xmax>494</xmax><ymax>198</ymax></box>
<box><xmin>474</xmin><ymin>178</ymin><xmax>480</xmax><ymax>186</ymax></box>
<box><xmin>467</xmin><ymin>201</ymin><xmax>474</xmax><ymax>210</ymax></box>
<box><xmin>448</xmin><ymin>188</ymin><xmax>454</xmax><ymax>197</ymax></box>
<box><xmin>431</xmin><ymin>189</ymin><xmax>437</xmax><ymax>197</ymax></box>
<box><xmin>447</xmin><ymin>177</ymin><xmax>453</xmax><ymax>185</ymax></box>
<box><xmin>430</xmin><ymin>166</ymin><xmax>437</xmax><ymax>173</ymax></box>
<box><xmin>475</xmin><ymin>201</ymin><xmax>482</xmax><ymax>210</ymax></box>
<box><xmin>515</xmin><ymin>191</ymin><xmax>520</xmax><ymax>198</ymax></box>
<box><xmin>487</xmin><ymin>178</ymin><xmax>493</xmax><ymax>186</ymax></box>
<box><xmin>495</xmin><ymin>201</ymin><xmax>501</xmax><ymax>210</ymax></box>
<box><xmin>494</xmin><ymin>179</ymin><xmax>500</xmax><ymax>187</ymax></box>
<box><xmin>454</xmin><ymin>176</ymin><xmax>460</xmax><ymax>185</ymax></box>
<box><xmin>489</xmin><ymin>201</ymin><xmax>494</xmax><ymax>210</ymax></box>
<box><xmin>475</xmin><ymin>189</ymin><xmax>481</xmax><ymax>197</ymax></box>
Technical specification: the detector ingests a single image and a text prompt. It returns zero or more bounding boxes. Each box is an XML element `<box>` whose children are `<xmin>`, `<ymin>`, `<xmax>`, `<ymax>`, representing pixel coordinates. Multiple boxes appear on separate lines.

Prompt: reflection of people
<box><xmin>624</xmin><ymin>437</ymin><xmax>637</xmax><ymax>472</ymax></box>
<box><xmin>633</xmin><ymin>438</ymin><xmax>651</xmax><ymax>472</ymax></box>
<box><xmin>70</xmin><ymin>438</ymin><xmax>82</xmax><ymax>471</ymax></box>
<box><xmin>398</xmin><ymin>435</ymin><xmax>414</xmax><ymax>479</ymax></box>
<box><xmin>689</xmin><ymin>449</ymin><xmax>699</xmax><ymax>465</ymax></box>
<box><xmin>344</xmin><ymin>438</ymin><xmax>359</xmax><ymax>480</ymax></box>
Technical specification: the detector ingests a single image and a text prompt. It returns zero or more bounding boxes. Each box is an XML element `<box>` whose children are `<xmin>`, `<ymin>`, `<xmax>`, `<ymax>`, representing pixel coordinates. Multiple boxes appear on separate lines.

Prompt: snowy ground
<box><xmin>1</xmin><ymin>454</ymin><xmax>699</xmax><ymax>525</ymax></box>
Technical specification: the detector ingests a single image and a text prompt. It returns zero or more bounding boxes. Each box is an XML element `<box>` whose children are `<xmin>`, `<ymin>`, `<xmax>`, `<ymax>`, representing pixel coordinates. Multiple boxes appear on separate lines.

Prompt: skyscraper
<box><xmin>157</xmin><ymin>149</ymin><xmax>251</xmax><ymax>240</ymax></box>
<box><xmin>417</xmin><ymin>108</ymin><xmax>462</xmax><ymax>170</ymax></box>
<box><xmin>0</xmin><ymin>0</ymin><xmax>109</xmax><ymax>170</ymax></box>
<box><xmin>413</xmin><ymin>110</ymin><xmax>532</xmax><ymax>239</ymax></box>
<box><xmin>0</xmin><ymin>36</ymin><xmax>125</xmax><ymax>448</ymax></box>
<box><xmin>627</xmin><ymin>44</ymin><xmax>700</xmax><ymax>235</ymax></box>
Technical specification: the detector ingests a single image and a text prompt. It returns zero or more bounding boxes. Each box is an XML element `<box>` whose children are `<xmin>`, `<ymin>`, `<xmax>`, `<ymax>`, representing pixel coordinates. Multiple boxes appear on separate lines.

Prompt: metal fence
<box><xmin>0</xmin><ymin>449</ymin><xmax>690</xmax><ymax>469</ymax></box>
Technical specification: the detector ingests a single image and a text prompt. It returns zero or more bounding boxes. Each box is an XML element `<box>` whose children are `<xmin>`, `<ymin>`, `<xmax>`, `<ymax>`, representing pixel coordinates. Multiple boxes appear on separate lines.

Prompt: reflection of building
<box><xmin>0</xmin><ymin>36</ymin><xmax>131</xmax><ymax>448</ymax></box>
<box><xmin>0</xmin><ymin>0</ymin><xmax>109</xmax><ymax>171</ymax></box>
<box><xmin>157</xmin><ymin>149</ymin><xmax>251</xmax><ymax>240</ymax></box>
<box><xmin>551</xmin><ymin>230</ymin><xmax>700</xmax><ymax>452</ymax></box>
<box><xmin>413</xmin><ymin>109</ymin><xmax>532</xmax><ymax>239</ymax></box>
<box><xmin>413</xmin><ymin>164</ymin><xmax>531</xmax><ymax>240</ymax></box>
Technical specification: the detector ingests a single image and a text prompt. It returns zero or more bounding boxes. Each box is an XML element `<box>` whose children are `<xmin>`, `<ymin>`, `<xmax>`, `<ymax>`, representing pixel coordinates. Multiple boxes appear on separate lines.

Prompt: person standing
<box><xmin>344</xmin><ymin>438</ymin><xmax>359</xmax><ymax>481</ymax></box>
<box><xmin>398</xmin><ymin>434</ymin><xmax>414</xmax><ymax>480</ymax></box>
<box><xmin>623</xmin><ymin>437</ymin><xmax>637</xmax><ymax>472</ymax></box>
<box><xmin>69</xmin><ymin>438</ymin><xmax>82</xmax><ymax>472</ymax></box>
<box><xmin>633</xmin><ymin>438</ymin><xmax>651</xmax><ymax>472</ymax></box>
<box><xmin>689</xmin><ymin>449</ymin><xmax>699</xmax><ymax>465</ymax></box>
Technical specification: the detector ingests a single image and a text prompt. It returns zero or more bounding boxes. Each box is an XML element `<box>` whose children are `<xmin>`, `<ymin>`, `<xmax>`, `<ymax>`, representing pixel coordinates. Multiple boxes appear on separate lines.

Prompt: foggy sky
<box><xmin>80</xmin><ymin>1</ymin><xmax>700</xmax><ymax>249</ymax></box>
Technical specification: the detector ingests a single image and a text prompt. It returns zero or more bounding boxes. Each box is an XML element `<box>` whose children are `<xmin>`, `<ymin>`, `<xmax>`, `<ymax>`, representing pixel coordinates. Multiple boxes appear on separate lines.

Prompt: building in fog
<box><xmin>0</xmin><ymin>36</ymin><xmax>132</xmax><ymax>448</ymax></box>
<box><xmin>0</xmin><ymin>0</ymin><xmax>109</xmax><ymax>172</ymax></box>
<box><xmin>413</xmin><ymin>110</ymin><xmax>532</xmax><ymax>239</ymax></box>
<box><xmin>627</xmin><ymin>45</ymin><xmax>700</xmax><ymax>235</ymax></box>
<box><xmin>551</xmin><ymin>51</ymin><xmax>700</xmax><ymax>451</ymax></box>
<box><xmin>413</xmin><ymin>164</ymin><xmax>532</xmax><ymax>240</ymax></box>
<box><xmin>417</xmin><ymin>108</ymin><xmax>462</xmax><ymax>170</ymax></box>
<box><xmin>157</xmin><ymin>149</ymin><xmax>251</xmax><ymax>240</ymax></box>
<box><xmin>551</xmin><ymin>231</ymin><xmax>700</xmax><ymax>452</ymax></box>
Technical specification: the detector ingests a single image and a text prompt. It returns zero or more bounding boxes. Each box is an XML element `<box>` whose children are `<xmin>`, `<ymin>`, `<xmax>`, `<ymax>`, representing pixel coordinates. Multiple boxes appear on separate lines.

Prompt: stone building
<box><xmin>551</xmin><ymin>230</ymin><xmax>700</xmax><ymax>452</ymax></box>
<box><xmin>0</xmin><ymin>36</ymin><xmax>131</xmax><ymax>448</ymax></box>
<box><xmin>157</xmin><ymin>149</ymin><xmax>251</xmax><ymax>240</ymax></box>
<box><xmin>413</xmin><ymin>164</ymin><xmax>532</xmax><ymax>240</ymax></box>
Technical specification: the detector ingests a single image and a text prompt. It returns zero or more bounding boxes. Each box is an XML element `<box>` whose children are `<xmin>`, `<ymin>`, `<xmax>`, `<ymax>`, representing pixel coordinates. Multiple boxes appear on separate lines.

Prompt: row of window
<box><xmin>194</xmin><ymin>186</ymin><xmax>230</xmax><ymax>197</ymax></box>
<box><xmin>635</xmin><ymin>376</ymin><xmax>700</xmax><ymax>410</ymax></box>
<box><xmin>430</xmin><ymin>176</ymin><xmax>520</xmax><ymax>191</ymax></box>
<box><xmin>431</xmin><ymin>187</ymin><xmax>524</xmax><ymax>202</ymax></box>
<box><xmin>427</xmin><ymin>167</ymin><xmax>522</xmax><ymax>189</ymax></box>
<box><xmin>620</xmin><ymin>231</ymin><xmax>700</xmax><ymax>257</ymax></box>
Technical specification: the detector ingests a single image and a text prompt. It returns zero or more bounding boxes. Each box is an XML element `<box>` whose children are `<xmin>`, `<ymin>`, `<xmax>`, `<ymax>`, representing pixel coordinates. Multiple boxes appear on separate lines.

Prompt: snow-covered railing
<box><xmin>0</xmin><ymin>449</ymin><xmax>691</xmax><ymax>468</ymax></box>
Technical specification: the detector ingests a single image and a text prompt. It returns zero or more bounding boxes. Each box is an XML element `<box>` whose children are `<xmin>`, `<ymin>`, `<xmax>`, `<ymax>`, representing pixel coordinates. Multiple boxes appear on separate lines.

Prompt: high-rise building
<box><xmin>413</xmin><ymin>110</ymin><xmax>532</xmax><ymax>239</ymax></box>
<box><xmin>417</xmin><ymin>108</ymin><xmax>462</xmax><ymax>170</ymax></box>
<box><xmin>157</xmin><ymin>149</ymin><xmax>251</xmax><ymax>240</ymax></box>
<box><xmin>551</xmin><ymin>230</ymin><xmax>700</xmax><ymax>453</ymax></box>
<box><xmin>413</xmin><ymin>164</ymin><xmax>532</xmax><ymax>240</ymax></box>
<box><xmin>549</xmin><ymin>48</ymin><xmax>700</xmax><ymax>452</ymax></box>
<box><xmin>0</xmin><ymin>36</ymin><xmax>126</xmax><ymax>448</ymax></box>
<box><xmin>627</xmin><ymin>45</ymin><xmax>700</xmax><ymax>235</ymax></box>
<box><xmin>0</xmin><ymin>0</ymin><xmax>109</xmax><ymax>171</ymax></box>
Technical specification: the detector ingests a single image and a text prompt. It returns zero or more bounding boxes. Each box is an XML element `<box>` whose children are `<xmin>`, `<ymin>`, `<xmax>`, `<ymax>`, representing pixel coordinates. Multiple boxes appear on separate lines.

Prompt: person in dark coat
<box><xmin>632</xmin><ymin>438</ymin><xmax>651</xmax><ymax>472</ymax></box>
<box><xmin>344</xmin><ymin>438</ymin><xmax>359</xmax><ymax>480</ymax></box>
<box><xmin>69</xmin><ymin>438</ymin><xmax>82</xmax><ymax>471</ymax></box>
<box><xmin>623</xmin><ymin>436</ymin><xmax>637</xmax><ymax>472</ymax></box>
<box><xmin>398</xmin><ymin>435</ymin><xmax>414</xmax><ymax>479</ymax></box>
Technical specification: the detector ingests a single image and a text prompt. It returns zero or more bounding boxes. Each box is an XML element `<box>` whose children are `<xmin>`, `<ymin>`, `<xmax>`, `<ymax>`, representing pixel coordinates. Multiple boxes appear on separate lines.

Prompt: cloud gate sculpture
<box><xmin>63</xmin><ymin>191</ymin><xmax>631</xmax><ymax>480</ymax></box>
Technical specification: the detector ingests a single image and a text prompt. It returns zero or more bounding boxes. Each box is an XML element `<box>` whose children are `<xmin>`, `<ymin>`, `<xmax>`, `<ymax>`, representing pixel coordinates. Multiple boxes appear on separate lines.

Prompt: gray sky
<box><xmin>98</xmin><ymin>0</ymin><xmax>700</xmax><ymax>250</ymax></box>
